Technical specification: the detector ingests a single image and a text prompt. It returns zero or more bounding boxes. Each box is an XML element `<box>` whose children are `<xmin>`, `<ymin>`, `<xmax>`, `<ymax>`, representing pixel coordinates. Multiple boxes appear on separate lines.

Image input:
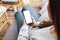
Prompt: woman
<box><xmin>17</xmin><ymin>0</ymin><xmax>60</xmax><ymax>40</ymax></box>
<box><xmin>49</xmin><ymin>0</ymin><xmax>60</xmax><ymax>40</ymax></box>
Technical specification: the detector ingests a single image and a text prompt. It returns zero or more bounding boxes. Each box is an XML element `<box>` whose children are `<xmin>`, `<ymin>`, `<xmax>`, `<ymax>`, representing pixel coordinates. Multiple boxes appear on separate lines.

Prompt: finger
<box><xmin>31</xmin><ymin>16</ymin><xmax>34</xmax><ymax>21</ymax></box>
<box><xmin>23</xmin><ymin>19</ymin><xmax>26</xmax><ymax>25</ymax></box>
<box><xmin>31</xmin><ymin>16</ymin><xmax>36</xmax><ymax>23</ymax></box>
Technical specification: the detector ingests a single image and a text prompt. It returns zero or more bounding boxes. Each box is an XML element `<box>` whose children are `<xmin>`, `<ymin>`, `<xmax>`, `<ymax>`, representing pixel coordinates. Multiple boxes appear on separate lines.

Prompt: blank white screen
<box><xmin>23</xmin><ymin>10</ymin><xmax>32</xmax><ymax>24</ymax></box>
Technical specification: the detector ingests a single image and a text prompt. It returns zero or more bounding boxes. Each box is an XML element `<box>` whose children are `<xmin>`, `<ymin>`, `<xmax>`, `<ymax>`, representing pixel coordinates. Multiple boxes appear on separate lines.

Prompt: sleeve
<box><xmin>17</xmin><ymin>24</ymin><xmax>29</xmax><ymax>40</ymax></box>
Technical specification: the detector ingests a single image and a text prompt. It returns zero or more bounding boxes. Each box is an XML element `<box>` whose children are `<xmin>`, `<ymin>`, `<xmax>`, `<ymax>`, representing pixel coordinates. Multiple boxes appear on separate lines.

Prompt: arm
<box><xmin>28</xmin><ymin>16</ymin><xmax>53</xmax><ymax>28</ymax></box>
<box><xmin>38</xmin><ymin>21</ymin><xmax>54</xmax><ymax>28</ymax></box>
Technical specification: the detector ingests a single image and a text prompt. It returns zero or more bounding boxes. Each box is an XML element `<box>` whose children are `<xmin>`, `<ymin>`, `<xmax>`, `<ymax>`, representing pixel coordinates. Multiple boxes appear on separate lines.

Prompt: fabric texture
<box><xmin>15</xmin><ymin>10</ymin><xmax>24</xmax><ymax>32</ymax></box>
<box><xmin>17</xmin><ymin>25</ymin><xmax>57</xmax><ymax>40</ymax></box>
<box><xmin>0</xmin><ymin>6</ymin><xmax>6</xmax><ymax>14</ymax></box>
<box><xmin>39</xmin><ymin>9</ymin><xmax>50</xmax><ymax>22</ymax></box>
<box><xmin>39</xmin><ymin>1</ymin><xmax>48</xmax><ymax>15</ymax></box>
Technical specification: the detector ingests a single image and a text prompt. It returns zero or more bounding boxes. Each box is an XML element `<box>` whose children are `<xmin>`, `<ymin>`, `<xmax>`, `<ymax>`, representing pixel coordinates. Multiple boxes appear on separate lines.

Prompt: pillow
<box><xmin>39</xmin><ymin>9</ymin><xmax>50</xmax><ymax>22</ymax></box>
<box><xmin>0</xmin><ymin>6</ymin><xmax>6</xmax><ymax>14</ymax></box>
<box><xmin>39</xmin><ymin>1</ymin><xmax>48</xmax><ymax>15</ymax></box>
<box><xmin>2</xmin><ymin>0</ymin><xmax>18</xmax><ymax>4</ymax></box>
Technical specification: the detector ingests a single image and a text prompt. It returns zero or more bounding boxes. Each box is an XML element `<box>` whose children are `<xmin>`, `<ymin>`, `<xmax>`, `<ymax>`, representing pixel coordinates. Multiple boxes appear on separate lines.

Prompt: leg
<box><xmin>15</xmin><ymin>10</ymin><xmax>24</xmax><ymax>32</ymax></box>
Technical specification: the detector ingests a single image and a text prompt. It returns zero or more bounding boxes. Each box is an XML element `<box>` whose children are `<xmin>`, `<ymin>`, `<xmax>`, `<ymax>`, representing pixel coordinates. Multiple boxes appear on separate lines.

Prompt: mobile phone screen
<box><xmin>23</xmin><ymin>10</ymin><xmax>32</xmax><ymax>24</ymax></box>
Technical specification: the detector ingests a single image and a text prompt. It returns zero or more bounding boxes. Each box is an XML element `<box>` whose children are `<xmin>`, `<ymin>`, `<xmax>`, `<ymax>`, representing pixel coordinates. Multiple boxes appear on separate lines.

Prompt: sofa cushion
<box><xmin>39</xmin><ymin>9</ymin><xmax>50</xmax><ymax>22</ymax></box>
<box><xmin>39</xmin><ymin>1</ymin><xmax>48</xmax><ymax>15</ymax></box>
<box><xmin>0</xmin><ymin>6</ymin><xmax>6</xmax><ymax>14</ymax></box>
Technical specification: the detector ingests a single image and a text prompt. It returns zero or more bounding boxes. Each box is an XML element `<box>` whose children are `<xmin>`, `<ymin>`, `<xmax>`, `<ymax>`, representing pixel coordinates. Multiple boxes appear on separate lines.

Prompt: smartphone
<box><xmin>23</xmin><ymin>10</ymin><xmax>32</xmax><ymax>24</ymax></box>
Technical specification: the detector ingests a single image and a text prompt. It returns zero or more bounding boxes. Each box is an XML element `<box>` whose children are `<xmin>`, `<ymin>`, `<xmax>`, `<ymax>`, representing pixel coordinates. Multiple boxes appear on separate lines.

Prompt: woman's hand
<box><xmin>29</xmin><ymin>16</ymin><xmax>38</xmax><ymax>27</ymax></box>
<box><xmin>38</xmin><ymin>20</ymin><xmax>53</xmax><ymax>28</ymax></box>
<box><xmin>23</xmin><ymin>16</ymin><xmax>38</xmax><ymax>27</ymax></box>
<box><xmin>23</xmin><ymin>19</ymin><xmax>27</xmax><ymax>25</ymax></box>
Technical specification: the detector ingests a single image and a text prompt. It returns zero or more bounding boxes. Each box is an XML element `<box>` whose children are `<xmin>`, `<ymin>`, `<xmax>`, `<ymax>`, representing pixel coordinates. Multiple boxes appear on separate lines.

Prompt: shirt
<box><xmin>17</xmin><ymin>24</ymin><xmax>57</xmax><ymax>40</ymax></box>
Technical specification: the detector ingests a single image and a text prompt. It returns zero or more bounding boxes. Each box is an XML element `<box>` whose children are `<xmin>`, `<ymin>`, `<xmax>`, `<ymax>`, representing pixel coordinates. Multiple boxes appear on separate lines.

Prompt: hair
<box><xmin>49</xmin><ymin>0</ymin><xmax>60</xmax><ymax>40</ymax></box>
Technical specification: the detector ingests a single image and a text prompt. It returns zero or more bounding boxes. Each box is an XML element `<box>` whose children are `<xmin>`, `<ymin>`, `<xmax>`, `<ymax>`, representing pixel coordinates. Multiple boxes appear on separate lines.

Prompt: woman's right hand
<box><xmin>38</xmin><ymin>20</ymin><xmax>53</xmax><ymax>28</ymax></box>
